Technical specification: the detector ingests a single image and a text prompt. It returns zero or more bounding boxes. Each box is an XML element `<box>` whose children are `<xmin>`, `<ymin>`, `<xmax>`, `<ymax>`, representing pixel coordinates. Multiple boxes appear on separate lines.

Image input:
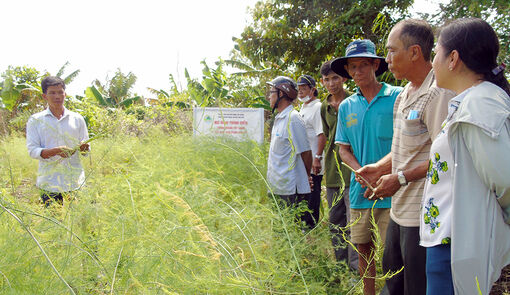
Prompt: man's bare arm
<box><xmin>40</xmin><ymin>146</ymin><xmax>74</xmax><ymax>159</ymax></box>
<box><xmin>312</xmin><ymin>133</ymin><xmax>327</xmax><ymax>174</ymax></box>
<box><xmin>371</xmin><ymin>160</ymin><xmax>429</xmax><ymax>199</ymax></box>
<box><xmin>301</xmin><ymin>150</ymin><xmax>313</xmax><ymax>177</ymax></box>
<box><xmin>338</xmin><ymin>144</ymin><xmax>361</xmax><ymax>170</ymax></box>
<box><xmin>356</xmin><ymin>153</ymin><xmax>392</xmax><ymax>188</ymax></box>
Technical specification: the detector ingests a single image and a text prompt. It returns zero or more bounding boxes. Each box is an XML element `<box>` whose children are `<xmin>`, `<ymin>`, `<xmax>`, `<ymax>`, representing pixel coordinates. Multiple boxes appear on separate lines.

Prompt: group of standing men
<box><xmin>265</xmin><ymin>19</ymin><xmax>455</xmax><ymax>295</ymax></box>
<box><xmin>27</xmin><ymin>18</ymin><xmax>459</xmax><ymax>295</ymax></box>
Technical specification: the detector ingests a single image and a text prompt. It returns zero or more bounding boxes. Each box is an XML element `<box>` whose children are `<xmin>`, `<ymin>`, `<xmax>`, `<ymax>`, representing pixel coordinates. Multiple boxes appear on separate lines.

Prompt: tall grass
<box><xmin>0</xmin><ymin>130</ymin><xmax>363</xmax><ymax>294</ymax></box>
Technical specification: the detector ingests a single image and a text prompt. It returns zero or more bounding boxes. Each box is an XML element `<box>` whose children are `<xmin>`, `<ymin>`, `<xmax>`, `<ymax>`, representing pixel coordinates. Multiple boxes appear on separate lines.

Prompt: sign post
<box><xmin>193</xmin><ymin>107</ymin><xmax>265</xmax><ymax>144</ymax></box>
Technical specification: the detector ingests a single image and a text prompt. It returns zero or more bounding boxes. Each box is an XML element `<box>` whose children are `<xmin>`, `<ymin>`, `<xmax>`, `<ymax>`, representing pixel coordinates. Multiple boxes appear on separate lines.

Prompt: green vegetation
<box><xmin>0</xmin><ymin>1</ymin><xmax>509</xmax><ymax>293</ymax></box>
<box><xmin>234</xmin><ymin>0</ymin><xmax>413</xmax><ymax>74</ymax></box>
<box><xmin>89</xmin><ymin>69</ymin><xmax>141</xmax><ymax>108</ymax></box>
<box><xmin>0</xmin><ymin>130</ymin><xmax>369</xmax><ymax>294</ymax></box>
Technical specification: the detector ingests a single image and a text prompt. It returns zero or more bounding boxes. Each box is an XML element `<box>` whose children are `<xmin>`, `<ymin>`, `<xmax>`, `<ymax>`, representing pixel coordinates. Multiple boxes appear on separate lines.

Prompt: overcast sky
<box><xmin>1</xmin><ymin>0</ymin><xmax>442</xmax><ymax>97</ymax></box>
<box><xmin>1</xmin><ymin>0</ymin><xmax>258</xmax><ymax>97</ymax></box>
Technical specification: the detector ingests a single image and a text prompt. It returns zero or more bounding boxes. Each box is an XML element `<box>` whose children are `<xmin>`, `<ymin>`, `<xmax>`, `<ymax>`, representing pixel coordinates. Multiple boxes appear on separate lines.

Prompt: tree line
<box><xmin>1</xmin><ymin>0</ymin><xmax>508</xmax><ymax>133</ymax></box>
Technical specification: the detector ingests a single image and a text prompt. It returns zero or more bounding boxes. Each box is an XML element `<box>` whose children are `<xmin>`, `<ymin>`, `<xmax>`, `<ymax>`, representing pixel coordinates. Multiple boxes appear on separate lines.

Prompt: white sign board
<box><xmin>193</xmin><ymin>107</ymin><xmax>265</xmax><ymax>144</ymax></box>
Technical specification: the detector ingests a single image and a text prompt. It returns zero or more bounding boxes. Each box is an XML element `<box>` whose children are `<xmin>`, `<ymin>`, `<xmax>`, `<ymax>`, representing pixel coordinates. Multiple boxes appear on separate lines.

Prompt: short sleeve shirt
<box><xmin>267</xmin><ymin>105</ymin><xmax>311</xmax><ymax>195</ymax></box>
<box><xmin>299</xmin><ymin>99</ymin><xmax>324</xmax><ymax>175</ymax></box>
<box><xmin>335</xmin><ymin>83</ymin><xmax>402</xmax><ymax>209</ymax></box>
<box><xmin>390</xmin><ymin>70</ymin><xmax>454</xmax><ymax>226</ymax></box>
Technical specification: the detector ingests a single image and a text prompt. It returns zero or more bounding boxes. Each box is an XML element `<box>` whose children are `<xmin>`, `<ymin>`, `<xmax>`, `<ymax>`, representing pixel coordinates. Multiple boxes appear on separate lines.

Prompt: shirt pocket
<box><xmin>400</xmin><ymin>118</ymin><xmax>430</xmax><ymax>148</ymax></box>
<box><xmin>375</xmin><ymin>112</ymin><xmax>394</xmax><ymax>141</ymax></box>
<box><xmin>271</xmin><ymin>128</ymin><xmax>288</xmax><ymax>156</ymax></box>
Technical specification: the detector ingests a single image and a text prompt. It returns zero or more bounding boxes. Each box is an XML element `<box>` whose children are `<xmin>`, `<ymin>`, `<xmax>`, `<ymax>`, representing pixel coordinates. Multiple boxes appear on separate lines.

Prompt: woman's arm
<box><xmin>459</xmin><ymin>121</ymin><xmax>510</xmax><ymax>216</ymax></box>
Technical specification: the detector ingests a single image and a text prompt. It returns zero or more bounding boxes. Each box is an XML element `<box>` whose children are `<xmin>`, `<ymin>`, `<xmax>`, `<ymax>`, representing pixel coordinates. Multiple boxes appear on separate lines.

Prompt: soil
<box><xmin>491</xmin><ymin>264</ymin><xmax>510</xmax><ymax>295</ymax></box>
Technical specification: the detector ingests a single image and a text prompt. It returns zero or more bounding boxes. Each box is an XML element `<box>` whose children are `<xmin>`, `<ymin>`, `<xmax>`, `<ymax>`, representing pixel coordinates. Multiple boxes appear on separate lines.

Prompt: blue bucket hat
<box><xmin>331</xmin><ymin>39</ymin><xmax>388</xmax><ymax>79</ymax></box>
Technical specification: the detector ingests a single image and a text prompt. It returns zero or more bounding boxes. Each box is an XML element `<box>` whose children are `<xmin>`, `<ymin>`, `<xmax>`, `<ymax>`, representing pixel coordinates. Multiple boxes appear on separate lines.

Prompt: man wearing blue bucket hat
<box><xmin>332</xmin><ymin>39</ymin><xmax>402</xmax><ymax>295</ymax></box>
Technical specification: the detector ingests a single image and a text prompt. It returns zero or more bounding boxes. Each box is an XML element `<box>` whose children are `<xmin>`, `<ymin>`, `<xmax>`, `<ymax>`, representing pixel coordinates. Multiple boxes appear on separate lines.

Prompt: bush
<box><xmin>67</xmin><ymin>97</ymin><xmax>192</xmax><ymax>137</ymax></box>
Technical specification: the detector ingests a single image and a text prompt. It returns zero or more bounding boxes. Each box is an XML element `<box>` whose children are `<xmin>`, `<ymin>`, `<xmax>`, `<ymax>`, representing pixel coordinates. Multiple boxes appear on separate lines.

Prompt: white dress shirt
<box><xmin>26</xmin><ymin>107</ymin><xmax>89</xmax><ymax>193</ymax></box>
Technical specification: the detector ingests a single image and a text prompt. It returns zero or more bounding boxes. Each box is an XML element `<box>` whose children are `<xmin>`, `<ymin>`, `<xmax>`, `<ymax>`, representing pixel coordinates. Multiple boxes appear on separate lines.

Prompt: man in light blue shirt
<box><xmin>26</xmin><ymin>76</ymin><xmax>90</xmax><ymax>206</ymax></box>
<box><xmin>331</xmin><ymin>39</ymin><xmax>402</xmax><ymax>295</ymax></box>
<box><xmin>266</xmin><ymin>76</ymin><xmax>313</xmax><ymax>226</ymax></box>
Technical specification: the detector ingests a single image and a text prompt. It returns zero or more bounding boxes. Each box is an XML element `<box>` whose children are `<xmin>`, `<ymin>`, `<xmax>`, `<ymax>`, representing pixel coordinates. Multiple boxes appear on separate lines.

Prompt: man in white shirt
<box><xmin>297</xmin><ymin>75</ymin><xmax>325</xmax><ymax>228</ymax></box>
<box><xmin>266</xmin><ymin>76</ymin><xmax>313</xmax><ymax>223</ymax></box>
<box><xmin>26</xmin><ymin>76</ymin><xmax>90</xmax><ymax>206</ymax></box>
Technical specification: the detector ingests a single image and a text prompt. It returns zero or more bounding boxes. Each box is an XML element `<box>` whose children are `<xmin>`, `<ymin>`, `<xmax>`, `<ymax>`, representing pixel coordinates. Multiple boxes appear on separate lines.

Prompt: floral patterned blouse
<box><xmin>420</xmin><ymin>90</ymin><xmax>468</xmax><ymax>247</ymax></box>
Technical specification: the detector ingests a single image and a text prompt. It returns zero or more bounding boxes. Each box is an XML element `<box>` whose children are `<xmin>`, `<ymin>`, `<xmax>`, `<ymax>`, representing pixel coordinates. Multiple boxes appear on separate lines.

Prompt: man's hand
<box><xmin>366</xmin><ymin>174</ymin><xmax>401</xmax><ymax>199</ymax></box>
<box><xmin>79</xmin><ymin>142</ymin><xmax>90</xmax><ymax>153</ymax></box>
<box><xmin>40</xmin><ymin>146</ymin><xmax>74</xmax><ymax>159</ymax></box>
<box><xmin>312</xmin><ymin>157</ymin><xmax>322</xmax><ymax>175</ymax></box>
<box><xmin>356</xmin><ymin>164</ymin><xmax>382</xmax><ymax>189</ymax></box>
<box><xmin>308</xmin><ymin>175</ymin><xmax>314</xmax><ymax>189</ymax></box>
<box><xmin>56</xmin><ymin>146</ymin><xmax>75</xmax><ymax>158</ymax></box>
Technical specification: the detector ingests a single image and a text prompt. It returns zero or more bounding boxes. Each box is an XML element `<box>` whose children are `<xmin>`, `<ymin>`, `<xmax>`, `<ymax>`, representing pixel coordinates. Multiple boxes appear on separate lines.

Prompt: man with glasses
<box><xmin>331</xmin><ymin>39</ymin><xmax>402</xmax><ymax>295</ymax></box>
<box><xmin>266</xmin><ymin>76</ymin><xmax>313</xmax><ymax>226</ymax></box>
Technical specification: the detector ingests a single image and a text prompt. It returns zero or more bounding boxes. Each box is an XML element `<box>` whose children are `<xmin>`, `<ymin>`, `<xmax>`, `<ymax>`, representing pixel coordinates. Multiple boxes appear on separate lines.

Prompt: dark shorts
<box><xmin>40</xmin><ymin>191</ymin><xmax>71</xmax><ymax>207</ymax></box>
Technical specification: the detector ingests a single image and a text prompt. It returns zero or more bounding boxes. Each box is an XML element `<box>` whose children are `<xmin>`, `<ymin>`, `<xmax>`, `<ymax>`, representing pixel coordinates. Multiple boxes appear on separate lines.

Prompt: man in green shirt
<box><xmin>318</xmin><ymin>60</ymin><xmax>357</xmax><ymax>270</ymax></box>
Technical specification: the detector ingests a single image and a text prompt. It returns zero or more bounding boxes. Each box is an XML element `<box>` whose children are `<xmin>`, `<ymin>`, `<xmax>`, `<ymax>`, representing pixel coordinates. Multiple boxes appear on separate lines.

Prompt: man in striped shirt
<box><xmin>356</xmin><ymin>19</ymin><xmax>454</xmax><ymax>295</ymax></box>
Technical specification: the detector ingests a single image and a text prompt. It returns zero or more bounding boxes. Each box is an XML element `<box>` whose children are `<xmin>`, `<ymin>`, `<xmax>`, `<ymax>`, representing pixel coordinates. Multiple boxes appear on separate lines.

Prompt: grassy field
<box><xmin>0</xmin><ymin>130</ymin><xmax>367</xmax><ymax>294</ymax></box>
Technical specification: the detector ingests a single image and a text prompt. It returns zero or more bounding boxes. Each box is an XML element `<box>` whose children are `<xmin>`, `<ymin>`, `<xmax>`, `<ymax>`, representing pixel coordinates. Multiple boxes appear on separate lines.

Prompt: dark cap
<box><xmin>331</xmin><ymin>39</ymin><xmax>388</xmax><ymax>79</ymax></box>
<box><xmin>266</xmin><ymin>76</ymin><xmax>298</xmax><ymax>100</ymax></box>
<box><xmin>297</xmin><ymin>75</ymin><xmax>316</xmax><ymax>87</ymax></box>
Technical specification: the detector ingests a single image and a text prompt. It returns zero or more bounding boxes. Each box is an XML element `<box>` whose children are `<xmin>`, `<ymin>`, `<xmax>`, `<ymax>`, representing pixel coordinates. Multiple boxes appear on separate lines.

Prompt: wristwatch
<box><xmin>314</xmin><ymin>154</ymin><xmax>323</xmax><ymax>160</ymax></box>
<box><xmin>397</xmin><ymin>170</ymin><xmax>408</xmax><ymax>186</ymax></box>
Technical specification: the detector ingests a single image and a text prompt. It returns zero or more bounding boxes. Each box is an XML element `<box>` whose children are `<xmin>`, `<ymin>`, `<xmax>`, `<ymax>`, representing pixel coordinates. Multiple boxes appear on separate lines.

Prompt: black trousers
<box><xmin>272</xmin><ymin>192</ymin><xmax>312</xmax><ymax>228</ymax></box>
<box><xmin>301</xmin><ymin>174</ymin><xmax>322</xmax><ymax>229</ymax></box>
<box><xmin>381</xmin><ymin>217</ymin><xmax>427</xmax><ymax>295</ymax></box>
<box><xmin>40</xmin><ymin>191</ymin><xmax>68</xmax><ymax>207</ymax></box>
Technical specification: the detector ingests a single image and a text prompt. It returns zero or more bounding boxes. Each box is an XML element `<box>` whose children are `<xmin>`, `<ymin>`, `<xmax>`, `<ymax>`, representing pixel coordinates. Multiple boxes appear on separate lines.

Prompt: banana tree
<box><xmin>88</xmin><ymin>69</ymin><xmax>140</xmax><ymax>108</ymax></box>
<box><xmin>185</xmin><ymin>60</ymin><xmax>233</xmax><ymax>107</ymax></box>
<box><xmin>85</xmin><ymin>85</ymin><xmax>140</xmax><ymax>108</ymax></box>
<box><xmin>55</xmin><ymin>61</ymin><xmax>80</xmax><ymax>85</ymax></box>
<box><xmin>0</xmin><ymin>76</ymin><xmax>42</xmax><ymax>114</ymax></box>
<box><xmin>146</xmin><ymin>74</ymin><xmax>191</xmax><ymax>108</ymax></box>
<box><xmin>0</xmin><ymin>66</ymin><xmax>43</xmax><ymax>114</ymax></box>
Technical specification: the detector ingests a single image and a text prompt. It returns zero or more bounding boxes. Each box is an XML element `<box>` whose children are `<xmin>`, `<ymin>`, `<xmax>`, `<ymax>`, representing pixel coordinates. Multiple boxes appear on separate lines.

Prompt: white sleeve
<box><xmin>311</xmin><ymin>103</ymin><xmax>324</xmax><ymax>136</ymax></box>
<box><xmin>79</xmin><ymin>116</ymin><xmax>90</xmax><ymax>145</ymax></box>
<box><xmin>26</xmin><ymin>116</ymin><xmax>44</xmax><ymax>160</ymax></box>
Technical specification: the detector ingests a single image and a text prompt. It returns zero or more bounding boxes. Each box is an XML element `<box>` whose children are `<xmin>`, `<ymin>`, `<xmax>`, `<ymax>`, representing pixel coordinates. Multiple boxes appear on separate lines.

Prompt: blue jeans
<box><xmin>426</xmin><ymin>244</ymin><xmax>454</xmax><ymax>295</ymax></box>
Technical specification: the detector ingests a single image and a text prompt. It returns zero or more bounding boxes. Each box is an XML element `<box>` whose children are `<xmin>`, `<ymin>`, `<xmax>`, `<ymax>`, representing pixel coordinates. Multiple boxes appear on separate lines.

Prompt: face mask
<box><xmin>298</xmin><ymin>95</ymin><xmax>311</xmax><ymax>103</ymax></box>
